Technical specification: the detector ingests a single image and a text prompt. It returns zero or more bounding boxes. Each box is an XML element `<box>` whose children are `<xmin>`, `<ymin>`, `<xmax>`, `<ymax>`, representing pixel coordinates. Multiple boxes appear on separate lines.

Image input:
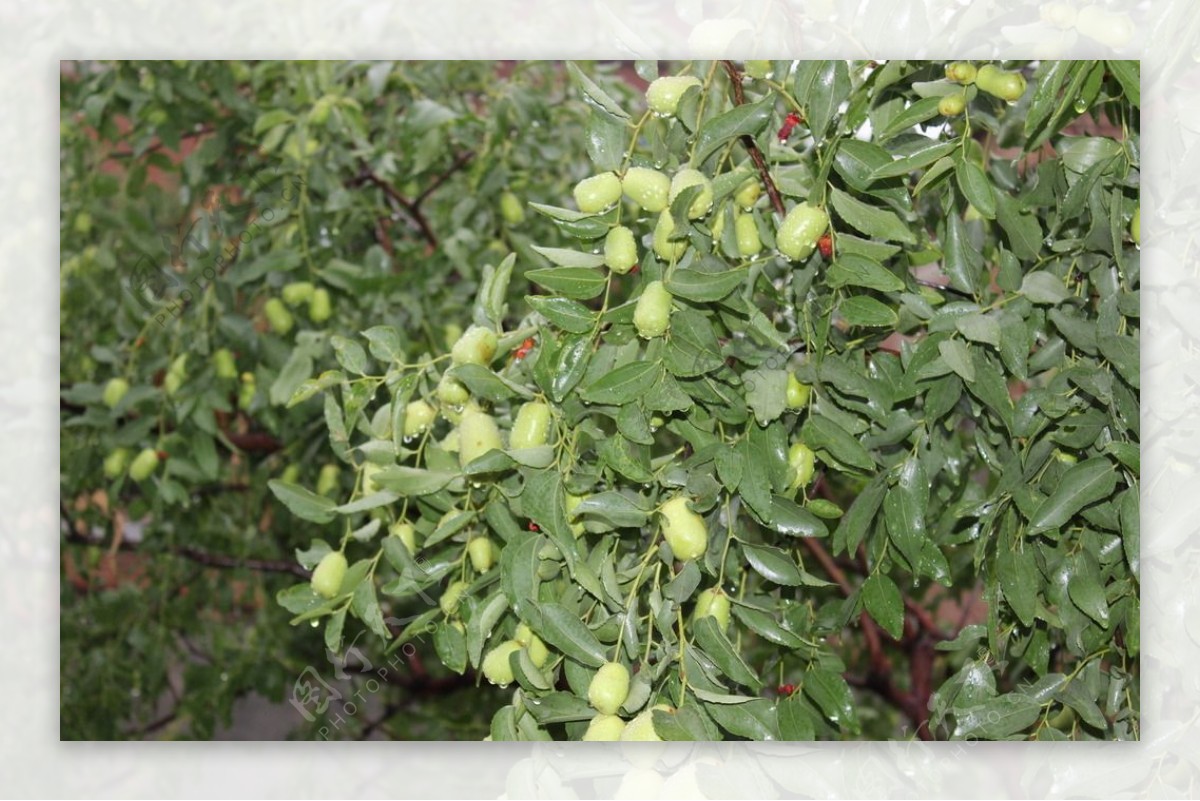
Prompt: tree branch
<box><xmin>63</xmin><ymin>529</ymin><xmax>309</xmax><ymax>579</ymax></box>
<box><xmin>720</xmin><ymin>60</ymin><xmax>786</xmax><ymax>217</ymax></box>
<box><xmin>348</xmin><ymin>151</ymin><xmax>474</xmax><ymax>253</ymax></box>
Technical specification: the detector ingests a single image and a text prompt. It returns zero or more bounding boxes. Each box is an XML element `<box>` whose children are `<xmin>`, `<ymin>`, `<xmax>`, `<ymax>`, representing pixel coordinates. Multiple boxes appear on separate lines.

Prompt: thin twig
<box><xmin>719</xmin><ymin>60</ymin><xmax>786</xmax><ymax>217</ymax></box>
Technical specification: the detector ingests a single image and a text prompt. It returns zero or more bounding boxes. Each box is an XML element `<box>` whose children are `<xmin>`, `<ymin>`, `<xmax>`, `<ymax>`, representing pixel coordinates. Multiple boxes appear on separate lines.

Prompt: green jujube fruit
<box><xmin>458</xmin><ymin>406</ymin><xmax>503</xmax><ymax>466</ymax></box>
<box><xmin>282</xmin><ymin>281</ymin><xmax>314</xmax><ymax>306</ymax></box>
<box><xmin>212</xmin><ymin>348</ymin><xmax>238</xmax><ymax>380</ymax></box>
<box><xmin>668</xmin><ymin>168</ymin><xmax>714</xmax><ymax>219</ymax></box>
<box><xmin>390</xmin><ymin>521</ymin><xmax>417</xmax><ymax>553</ymax></box>
<box><xmin>264</xmin><ymin>298</ymin><xmax>294</xmax><ymax>334</ymax></box>
<box><xmin>500</xmin><ymin>191</ymin><xmax>525</xmax><ymax>224</ymax></box>
<box><xmin>789</xmin><ymin>442</ymin><xmax>816</xmax><ymax>488</ymax></box>
<box><xmin>633</xmin><ymin>280</ymin><xmax>673</xmax><ymax>339</ymax></box>
<box><xmin>451</xmin><ymin>325</ymin><xmax>498</xmax><ymax>366</ymax></box>
<box><xmin>403</xmin><ymin>400</ymin><xmax>437</xmax><ymax>437</ymax></box>
<box><xmin>646</xmin><ymin>76</ymin><xmax>701</xmax><ymax>116</ymax></box>
<box><xmin>652</xmin><ymin>210</ymin><xmax>688</xmax><ymax>261</ymax></box>
<box><xmin>510</xmin><ymin>401</ymin><xmax>552</xmax><ymax>449</ymax></box>
<box><xmin>588</xmin><ymin>661</ymin><xmax>631</xmax><ymax>715</ymax></box>
<box><xmin>659</xmin><ymin>496</ymin><xmax>708</xmax><ymax>561</ymax></box>
<box><xmin>468</xmin><ymin>536</ymin><xmax>495</xmax><ymax>573</ymax></box>
<box><xmin>694</xmin><ymin>587</ymin><xmax>731</xmax><ymax>630</ymax></box>
<box><xmin>573</xmin><ymin>172</ymin><xmax>622</xmax><ymax>214</ymax></box>
<box><xmin>481</xmin><ymin>640</ymin><xmax>522</xmax><ymax>686</ymax></box>
<box><xmin>604</xmin><ymin>226</ymin><xmax>638</xmax><ymax>274</ymax></box>
<box><xmin>309</xmin><ymin>288</ymin><xmax>332</xmax><ymax>323</ymax></box>
<box><xmin>776</xmin><ymin>202</ymin><xmax>829</xmax><ymax>261</ymax></box>
<box><xmin>440</xmin><ymin>579</ymin><xmax>468</xmax><ymax>615</ymax></box>
<box><xmin>786</xmin><ymin>374</ymin><xmax>811</xmax><ymax>408</ymax></box>
<box><xmin>103</xmin><ymin>377</ymin><xmax>129</xmax><ymax>409</ymax></box>
<box><xmin>129</xmin><ymin>448</ymin><xmax>160</xmax><ymax>482</ymax></box>
<box><xmin>103</xmin><ymin>448</ymin><xmax>130</xmax><ymax>479</ymax></box>
<box><xmin>622</xmin><ymin>167</ymin><xmax>670</xmax><ymax>212</ymax></box>
<box><xmin>939</xmin><ymin>93</ymin><xmax>966</xmax><ymax>116</ymax></box>
<box><xmin>583</xmin><ymin>714</ymin><xmax>627</xmax><ymax>741</ymax></box>
<box><xmin>735</xmin><ymin>213</ymin><xmax>762</xmax><ymax>256</ymax></box>
<box><xmin>311</xmin><ymin>551</ymin><xmax>348</xmax><ymax>599</ymax></box>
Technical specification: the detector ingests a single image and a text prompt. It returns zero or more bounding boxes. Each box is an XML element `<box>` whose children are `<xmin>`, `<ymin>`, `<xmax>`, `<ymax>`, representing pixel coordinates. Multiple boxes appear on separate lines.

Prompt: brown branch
<box><xmin>719</xmin><ymin>60</ymin><xmax>786</xmax><ymax>217</ymax></box>
<box><xmin>414</xmin><ymin>150</ymin><xmax>474</xmax><ymax>208</ymax></box>
<box><xmin>63</xmin><ymin>529</ymin><xmax>309</xmax><ymax>579</ymax></box>
<box><xmin>348</xmin><ymin>151</ymin><xmax>473</xmax><ymax>253</ymax></box>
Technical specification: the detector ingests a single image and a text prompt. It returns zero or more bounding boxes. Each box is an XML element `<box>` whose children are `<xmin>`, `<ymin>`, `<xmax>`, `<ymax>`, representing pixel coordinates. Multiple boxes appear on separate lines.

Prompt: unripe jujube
<box><xmin>510</xmin><ymin>401</ymin><xmax>552</xmax><ymax>449</ymax></box>
<box><xmin>786</xmin><ymin>374</ymin><xmax>811</xmax><ymax>409</ymax></box>
<box><xmin>789</xmin><ymin>442</ymin><xmax>816</xmax><ymax>489</ymax></box>
<box><xmin>481</xmin><ymin>640</ymin><xmax>522</xmax><ymax>686</ymax></box>
<box><xmin>311</xmin><ymin>551</ymin><xmax>348</xmax><ymax>599</ymax></box>
<box><xmin>777</xmin><ymin>203</ymin><xmax>829</xmax><ymax>262</ymax></box>
<box><xmin>604</xmin><ymin>226</ymin><xmax>638</xmax><ymax>274</ymax></box>
<box><xmin>653</xmin><ymin>210</ymin><xmax>688</xmax><ymax>262</ymax></box>
<box><xmin>668</xmin><ymin>168</ymin><xmax>714</xmax><ymax>220</ymax></box>
<box><xmin>468</xmin><ymin>536</ymin><xmax>495</xmax><ymax>573</ymax></box>
<box><xmin>588</xmin><ymin>661</ymin><xmax>631</xmax><ymax>715</ymax></box>
<box><xmin>264</xmin><ymin>298</ymin><xmax>294</xmax><ymax>334</ymax></box>
<box><xmin>573</xmin><ymin>172</ymin><xmax>622</xmax><ymax>214</ymax></box>
<box><xmin>659</xmin><ymin>496</ymin><xmax>708</xmax><ymax>562</ymax></box>
<box><xmin>403</xmin><ymin>399</ymin><xmax>436</xmax><ymax>437</ymax></box>
<box><xmin>633</xmin><ymin>281</ymin><xmax>673</xmax><ymax>339</ymax></box>
<box><xmin>103</xmin><ymin>377</ymin><xmax>129</xmax><ymax>409</ymax></box>
<box><xmin>583</xmin><ymin>714</ymin><xmax>627</xmax><ymax>741</ymax></box>
<box><xmin>458</xmin><ymin>406</ymin><xmax>503</xmax><ymax>466</ymax></box>
<box><xmin>390</xmin><ymin>521</ymin><xmax>417</xmax><ymax>553</ymax></box>
<box><xmin>622</xmin><ymin>167</ymin><xmax>671</xmax><ymax>212</ymax></box>
<box><xmin>451</xmin><ymin>325</ymin><xmax>498</xmax><ymax>367</ymax></box>
<box><xmin>129</xmin><ymin>448</ymin><xmax>160</xmax><ymax>482</ymax></box>
<box><xmin>694</xmin><ymin>587</ymin><xmax>731</xmax><ymax>630</ymax></box>
<box><xmin>735</xmin><ymin>213</ymin><xmax>762</xmax><ymax>257</ymax></box>
<box><xmin>646</xmin><ymin>76</ymin><xmax>701</xmax><ymax>116</ymax></box>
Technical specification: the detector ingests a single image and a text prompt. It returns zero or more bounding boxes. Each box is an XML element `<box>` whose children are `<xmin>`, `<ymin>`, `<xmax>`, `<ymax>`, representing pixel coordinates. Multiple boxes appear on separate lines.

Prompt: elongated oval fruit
<box><xmin>440</xmin><ymin>579</ymin><xmax>468</xmax><ymax>615</ymax></box>
<box><xmin>735</xmin><ymin>179</ymin><xmax>762</xmax><ymax>210</ymax></box>
<box><xmin>788</xmin><ymin>442</ymin><xmax>816</xmax><ymax>488</ymax></box>
<box><xmin>660</xmin><ymin>496</ymin><xmax>708</xmax><ymax>562</ymax></box>
<box><xmin>437</xmin><ymin>374</ymin><xmax>470</xmax><ymax>406</ymax></box>
<box><xmin>619</xmin><ymin>704</ymin><xmax>671</xmax><ymax>741</ymax></box>
<box><xmin>514</xmin><ymin>623</ymin><xmax>550</xmax><ymax>667</ymax></box>
<box><xmin>976</xmin><ymin>64</ymin><xmax>1026</xmax><ymax>102</ymax></box>
<box><xmin>468</xmin><ymin>536</ymin><xmax>495</xmax><ymax>573</ymax></box>
<box><xmin>282</xmin><ymin>281</ymin><xmax>315</xmax><ymax>306</ymax></box>
<box><xmin>776</xmin><ymin>202</ymin><xmax>829</xmax><ymax>262</ymax></box>
<box><xmin>389</xmin><ymin>521</ymin><xmax>417</xmax><ymax>553</ymax></box>
<box><xmin>500</xmin><ymin>191</ymin><xmax>525</xmax><ymax>224</ymax></box>
<box><xmin>938</xmin><ymin>93</ymin><xmax>966</xmax><ymax>116</ymax></box>
<box><xmin>481</xmin><ymin>640</ymin><xmax>522</xmax><ymax>686</ymax></box>
<box><xmin>669</xmin><ymin>168</ymin><xmax>714</xmax><ymax>219</ymax></box>
<box><xmin>458</xmin><ymin>406</ymin><xmax>503</xmax><ymax>466</ymax></box>
<box><xmin>622</xmin><ymin>167</ymin><xmax>671</xmax><ymax>212</ymax></box>
<box><xmin>403</xmin><ymin>400</ymin><xmax>437</xmax><ymax>437</ymax></box>
<box><xmin>633</xmin><ymin>280</ymin><xmax>673</xmax><ymax>339</ymax></box>
<box><xmin>212</xmin><ymin>348</ymin><xmax>238</xmax><ymax>380</ymax></box>
<box><xmin>1131</xmin><ymin>206</ymin><xmax>1140</xmax><ymax>245</ymax></box>
<box><xmin>129</xmin><ymin>448</ymin><xmax>160</xmax><ymax>482</ymax></box>
<box><xmin>604</xmin><ymin>225</ymin><xmax>638</xmax><ymax>274</ymax></box>
<box><xmin>574</xmin><ymin>172</ymin><xmax>622</xmax><ymax>214</ymax></box>
<box><xmin>646</xmin><ymin>76</ymin><xmax>701</xmax><ymax>116</ymax></box>
<box><xmin>450</xmin><ymin>325</ymin><xmax>498</xmax><ymax>366</ymax></box>
<box><xmin>566</xmin><ymin>492</ymin><xmax>586</xmax><ymax>537</ymax></box>
<box><xmin>583</xmin><ymin>714</ymin><xmax>627</xmax><ymax>741</ymax></box>
<box><xmin>944</xmin><ymin>61</ymin><xmax>977</xmax><ymax>84</ymax></box>
<box><xmin>588</xmin><ymin>661</ymin><xmax>631</xmax><ymax>715</ymax></box>
<box><xmin>309</xmin><ymin>288</ymin><xmax>332</xmax><ymax>323</ymax></box>
<box><xmin>164</xmin><ymin>354</ymin><xmax>188</xmax><ymax>396</ymax></box>
<box><xmin>786</xmin><ymin>374</ymin><xmax>811</xmax><ymax>408</ymax></box>
<box><xmin>653</xmin><ymin>209</ymin><xmax>688</xmax><ymax>261</ymax></box>
<box><xmin>103</xmin><ymin>377</ymin><xmax>129</xmax><ymax>409</ymax></box>
<box><xmin>735</xmin><ymin>213</ymin><xmax>762</xmax><ymax>257</ymax></box>
<box><xmin>510</xmin><ymin>401</ymin><xmax>552</xmax><ymax>449</ymax></box>
<box><xmin>264</xmin><ymin>298</ymin><xmax>294</xmax><ymax>334</ymax></box>
<box><xmin>316</xmin><ymin>463</ymin><xmax>340</xmax><ymax>496</ymax></box>
<box><xmin>311</xmin><ymin>551</ymin><xmax>348</xmax><ymax>599</ymax></box>
<box><xmin>103</xmin><ymin>448</ymin><xmax>130</xmax><ymax>479</ymax></box>
<box><xmin>238</xmin><ymin>372</ymin><xmax>256</xmax><ymax>410</ymax></box>
<box><xmin>361</xmin><ymin>461</ymin><xmax>384</xmax><ymax>494</ymax></box>
<box><xmin>694</xmin><ymin>587</ymin><xmax>731</xmax><ymax>630</ymax></box>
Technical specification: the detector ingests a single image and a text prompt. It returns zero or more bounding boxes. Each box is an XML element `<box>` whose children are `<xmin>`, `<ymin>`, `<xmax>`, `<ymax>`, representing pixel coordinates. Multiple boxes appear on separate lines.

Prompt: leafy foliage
<box><xmin>61</xmin><ymin>59</ymin><xmax>1139</xmax><ymax>741</ymax></box>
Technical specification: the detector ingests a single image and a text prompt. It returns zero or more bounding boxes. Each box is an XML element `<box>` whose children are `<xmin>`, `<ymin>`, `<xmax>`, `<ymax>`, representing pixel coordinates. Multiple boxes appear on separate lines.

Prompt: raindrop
<box><xmin>1073</xmin><ymin>98</ymin><xmax>1088</xmax><ymax>114</ymax></box>
<box><xmin>310</xmin><ymin>619</ymin><xmax>320</xmax><ymax>628</ymax></box>
<box><xmin>402</xmin><ymin>435</ymin><xmax>415</xmax><ymax>445</ymax></box>
<box><xmin>220</xmin><ymin>672</ymin><xmax>229</xmax><ymax>682</ymax></box>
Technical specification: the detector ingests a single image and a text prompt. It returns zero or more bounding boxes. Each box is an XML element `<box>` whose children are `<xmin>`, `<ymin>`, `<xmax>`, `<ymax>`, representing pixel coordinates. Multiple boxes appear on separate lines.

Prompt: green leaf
<box><xmin>693</xmin><ymin>616</ymin><xmax>762</xmax><ymax>691</ymax></box>
<box><xmin>829</xmin><ymin>187</ymin><xmax>916</xmax><ymax>244</ymax></box>
<box><xmin>825</xmin><ymin>254</ymin><xmax>905</xmax><ymax>292</ymax></box>
<box><xmin>883</xmin><ymin>457</ymin><xmax>928</xmax><ymax>570</ymax></box>
<box><xmin>802</xmin><ymin>414</ymin><xmax>875</xmax><ymax>471</ymax></box>
<box><xmin>743</xmin><ymin>367</ymin><xmax>788</xmax><ymax>426</ymax></box>
<box><xmin>796</xmin><ymin>60</ymin><xmax>850</xmax><ymax>141</ymax></box>
<box><xmin>1068</xmin><ymin>556</ymin><xmax>1110</xmax><ymax>627</ymax></box>
<box><xmin>586</xmin><ymin>107</ymin><xmax>626</xmax><ymax>172</ymax></box>
<box><xmin>666</xmin><ymin>266</ymin><xmax>747</xmax><ymax>302</ymax></box>
<box><xmin>953</xmin><ymin>694</ymin><xmax>1041</xmax><ymax>740</ymax></box>
<box><xmin>742</xmin><ymin>543</ymin><xmax>804</xmax><ymax>586</ymax></box>
<box><xmin>955</xmin><ymin>312</ymin><xmax>1001</xmax><ymax>348</ymax></box>
<box><xmin>955</xmin><ymin>159</ymin><xmax>996</xmax><ymax>219</ymax></box>
<box><xmin>566</xmin><ymin>61</ymin><xmax>631</xmax><ymax>120</ymax></box>
<box><xmin>691</xmin><ymin>97</ymin><xmax>774</xmax><ymax>164</ymax></box>
<box><xmin>530</xmin><ymin>245</ymin><xmax>607</xmax><ymax>269</ymax></box>
<box><xmin>839</xmin><ymin>295</ymin><xmax>899</xmax><ymax>328</ymax></box>
<box><xmin>997</xmin><ymin>544</ymin><xmax>1039</xmax><ymax>628</ymax></box>
<box><xmin>1020</xmin><ymin>272</ymin><xmax>1070</xmax><ymax>305</ymax></box>
<box><xmin>526</xmin><ymin>295</ymin><xmax>596</xmax><ymax>334</ymax></box>
<box><xmin>532</xmin><ymin>602</ymin><xmax>607</xmax><ymax>668</ymax></box>
<box><xmin>1028</xmin><ymin>458</ymin><xmax>1118</xmax><ymax>534</ymax></box>
<box><xmin>370</xmin><ymin>466</ymin><xmax>458</xmax><ymax>496</ymax></box>
<box><xmin>1098</xmin><ymin>334</ymin><xmax>1139</xmax><ymax>389</ymax></box>
<box><xmin>942</xmin><ymin>213</ymin><xmax>981</xmax><ymax>295</ymax></box>
<box><xmin>870</xmin><ymin>140</ymin><xmax>958</xmax><ymax>180</ymax></box>
<box><xmin>768</xmin><ymin>496</ymin><xmax>829</xmax><ymax>538</ymax></box>
<box><xmin>833</xmin><ymin>474</ymin><xmax>887</xmax><ymax>556</ymax></box>
<box><xmin>525</xmin><ymin>267</ymin><xmax>608</xmax><ymax>299</ymax></box>
<box><xmin>803</xmin><ymin>669</ymin><xmax>859</xmax><ymax>733</ymax></box>
<box><xmin>362</xmin><ymin>326</ymin><xmax>402</xmax><ymax>363</ymax></box>
<box><xmin>580</xmin><ymin>360</ymin><xmax>662</xmax><ymax>405</ymax></box>
<box><xmin>665</xmin><ymin>309</ymin><xmax>723</xmax><ymax>377</ymax></box>
<box><xmin>939</xmin><ymin>339</ymin><xmax>975</xmax><ymax>383</ymax></box>
<box><xmin>862</xmin><ymin>574</ymin><xmax>904</xmax><ymax>639</ymax></box>
<box><xmin>994</xmin><ymin>192</ymin><xmax>1043</xmax><ymax>262</ymax></box>
<box><xmin>268</xmin><ymin>479</ymin><xmax>337</xmax><ymax>523</ymax></box>
<box><xmin>451</xmin><ymin>363</ymin><xmax>531</xmax><ymax>402</ymax></box>
<box><xmin>777</xmin><ymin>694</ymin><xmax>816</xmax><ymax>740</ymax></box>
<box><xmin>1106</xmin><ymin>60</ymin><xmax>1139</xmax><ymax>107</ymax></box>
<box><xmin>875</xmin><ymin>96</ymin><xmax>942</xmax><ymax>141</ymax></box>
